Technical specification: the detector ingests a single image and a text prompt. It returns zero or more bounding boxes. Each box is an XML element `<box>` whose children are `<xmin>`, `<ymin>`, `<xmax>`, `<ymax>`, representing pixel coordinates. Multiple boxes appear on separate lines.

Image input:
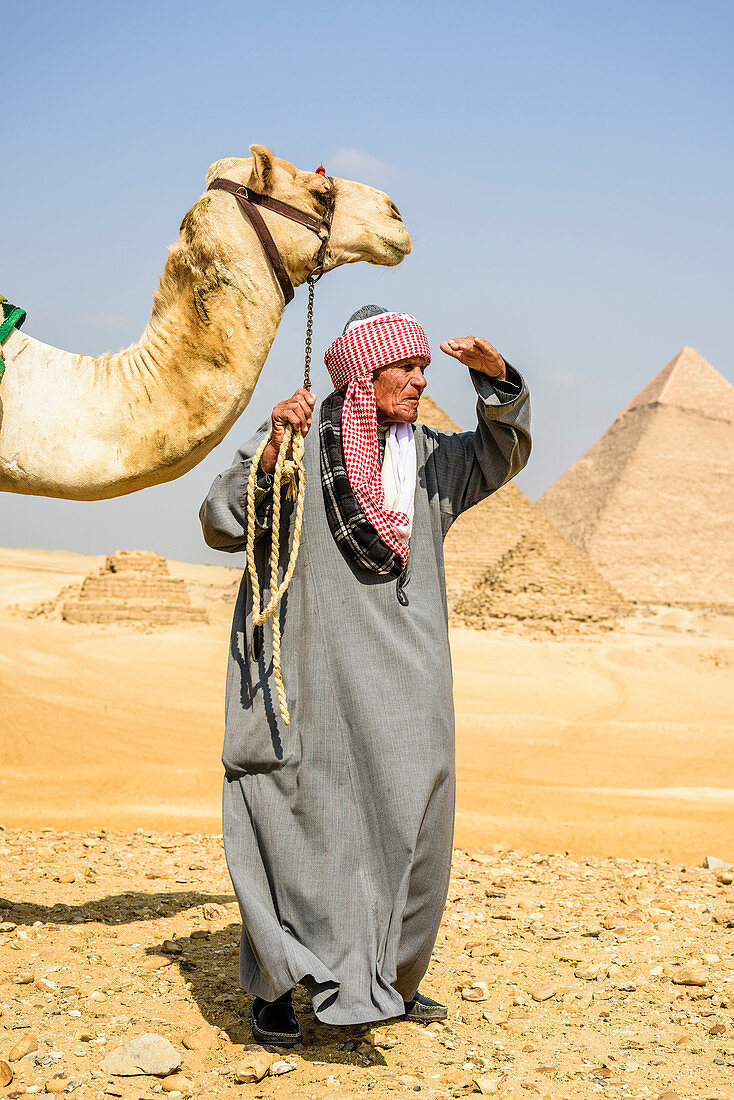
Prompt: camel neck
<box><xmin>137</xmin><ymin>251</ymin><xmax>286</xmax><ymax>416</ymax></box>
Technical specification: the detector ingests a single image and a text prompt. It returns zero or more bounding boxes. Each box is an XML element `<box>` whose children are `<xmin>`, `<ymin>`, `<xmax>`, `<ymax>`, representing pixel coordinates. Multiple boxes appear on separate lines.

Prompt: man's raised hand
<box><xmin>439</xmin><ymin>336</ymin><xmax>506</xmax><ymax>380</ymax></box>
<box><xmin>260</xmin><ymin>388</ymin><xmax>317</xmax><ymax>474</ymax></box>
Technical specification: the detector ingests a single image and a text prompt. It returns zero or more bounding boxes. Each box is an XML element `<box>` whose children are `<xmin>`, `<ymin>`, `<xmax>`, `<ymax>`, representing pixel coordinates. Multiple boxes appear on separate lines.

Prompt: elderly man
<box><xmin>200</xmin><ymin>305</ymin><xmax>531</xmax><ymax>1045</ymax></box>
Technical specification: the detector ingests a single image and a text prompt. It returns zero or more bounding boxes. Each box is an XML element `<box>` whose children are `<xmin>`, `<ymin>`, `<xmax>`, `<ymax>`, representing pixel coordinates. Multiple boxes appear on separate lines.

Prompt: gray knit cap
<box><xmin>342</xmin><ymin>304</ymin><xmax>389</xmax><ymax>334</ymax></box>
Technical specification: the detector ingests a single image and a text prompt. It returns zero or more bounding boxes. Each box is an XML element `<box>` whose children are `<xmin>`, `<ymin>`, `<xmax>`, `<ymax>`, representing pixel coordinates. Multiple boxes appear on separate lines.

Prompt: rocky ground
<box><xmin>0</xmin><ymin>831</ymin><xmax>732</xmax><ymax>1100</ymax></box>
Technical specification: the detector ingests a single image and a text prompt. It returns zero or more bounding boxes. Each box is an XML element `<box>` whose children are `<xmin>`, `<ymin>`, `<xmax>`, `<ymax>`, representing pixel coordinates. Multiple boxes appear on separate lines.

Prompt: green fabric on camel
<box><xmin>0</xmin><ymin>296</ymin><xmax>27</xmax><ymax>382</ymax></box>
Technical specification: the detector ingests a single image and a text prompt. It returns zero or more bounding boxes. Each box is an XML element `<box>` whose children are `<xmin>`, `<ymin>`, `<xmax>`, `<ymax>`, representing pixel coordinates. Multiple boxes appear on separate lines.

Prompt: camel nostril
<box><xmin>389</xmin><ymin>201</ymin><xmax>402</xmax><ymax>221</ymax></box>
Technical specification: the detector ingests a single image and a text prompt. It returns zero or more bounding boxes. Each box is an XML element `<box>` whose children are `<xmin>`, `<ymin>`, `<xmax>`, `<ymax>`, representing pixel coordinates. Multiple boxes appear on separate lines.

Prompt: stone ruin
<box><xmin>62</xmin><ymin>550</ymin><xmax>208</xmax><ymax>627</ymax></box>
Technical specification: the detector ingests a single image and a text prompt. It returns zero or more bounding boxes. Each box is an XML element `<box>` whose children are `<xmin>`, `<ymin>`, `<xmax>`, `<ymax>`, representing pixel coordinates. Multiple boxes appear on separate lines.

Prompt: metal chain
<box><xmin>303</xmin><ymin>277</ymin><xmax>316</xmax><ymax>392</ymax></box>
<box><xmin>303</xmin><ymin>219</ymin><xmax>331</xmax><ymax>391</ymax></box>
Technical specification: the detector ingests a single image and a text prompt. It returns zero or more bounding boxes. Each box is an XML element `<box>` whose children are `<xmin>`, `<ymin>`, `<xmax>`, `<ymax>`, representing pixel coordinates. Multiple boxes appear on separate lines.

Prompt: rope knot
<box><xmin>280</xmin><ymin>459</ymin><xmax>301</xmax><ymax>501</ymax></box>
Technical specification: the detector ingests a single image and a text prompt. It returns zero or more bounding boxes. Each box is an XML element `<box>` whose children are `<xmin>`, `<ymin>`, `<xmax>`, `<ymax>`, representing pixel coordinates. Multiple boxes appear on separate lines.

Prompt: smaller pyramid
<box><xmin>454</xmin><ymin>529</ymin><xmax>627</xmax><ymax>634</ymax></box>
<box><xmin>62</xmin><ymin>550</ymin><xmax>208</xmax><ymax>626</ymax></box>
<box><xmin>417</xmin><ymin>393</ymin><xmax>627</xmax><ymax>632</ymax></box>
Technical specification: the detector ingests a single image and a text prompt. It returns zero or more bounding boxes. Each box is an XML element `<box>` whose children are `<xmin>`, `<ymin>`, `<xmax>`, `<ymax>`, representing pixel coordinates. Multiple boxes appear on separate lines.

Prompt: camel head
<box><xmin>201</xmin><ymin>144</ymin><xmax>412</xmax><ymax>287</ymax></box>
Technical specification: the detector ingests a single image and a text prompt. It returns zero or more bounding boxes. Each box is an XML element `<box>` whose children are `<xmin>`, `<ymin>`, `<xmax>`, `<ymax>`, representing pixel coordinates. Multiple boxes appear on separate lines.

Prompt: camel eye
<box><xmin>312</xmin><ymin>187</ymin><xmax>331</xmax><ymax>208</ymax></box>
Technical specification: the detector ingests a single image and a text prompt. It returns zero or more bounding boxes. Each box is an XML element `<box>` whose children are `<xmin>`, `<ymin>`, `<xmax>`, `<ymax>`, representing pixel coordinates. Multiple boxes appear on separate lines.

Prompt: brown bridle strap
<box><xmin>207</xmin><ymin>176</ymin><xmax>335</xmax><ymax>306</ymax></box>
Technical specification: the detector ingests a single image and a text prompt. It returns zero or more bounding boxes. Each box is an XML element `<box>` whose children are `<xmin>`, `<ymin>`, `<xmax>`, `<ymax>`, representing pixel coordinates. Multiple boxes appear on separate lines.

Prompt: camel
<box><xmin>0</xmin><ymin>145</ymin><xmax>411</xmax><ymax>500</ymax></box>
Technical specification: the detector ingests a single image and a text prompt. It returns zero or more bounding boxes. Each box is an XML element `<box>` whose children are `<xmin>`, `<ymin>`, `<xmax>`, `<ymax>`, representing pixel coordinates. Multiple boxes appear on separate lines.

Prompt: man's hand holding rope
<box><xmin>260</xmin><ymin>388</ymin><xmax>317</xmax><ymax>474</ymax></box>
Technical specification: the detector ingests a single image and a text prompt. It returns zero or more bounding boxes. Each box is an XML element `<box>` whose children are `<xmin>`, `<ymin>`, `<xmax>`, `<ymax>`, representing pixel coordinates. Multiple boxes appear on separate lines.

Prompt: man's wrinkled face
<box><xmin>373</xmin><ymin>356</ymin><xmax>429</xmax><ymax>424</ymax></box>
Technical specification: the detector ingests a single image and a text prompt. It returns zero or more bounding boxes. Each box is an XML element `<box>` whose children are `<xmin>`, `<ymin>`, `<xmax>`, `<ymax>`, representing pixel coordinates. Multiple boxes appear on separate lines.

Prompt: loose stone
<box><xmin>0</xmin><ymin>1061</ymin><xmax>13</xmax><ymax>1087</ymax></box>
<box><xmin>8</xmin><ymin>1035</ymin><xmax>39</xmax><ymax>1062</ymax></box>
<box><xmin>142</xmin><ymin>957</ymin><xmax>174</xmax><ymax>972</ymax></box>
<box><xmin>582</xmin><ymin>925</ymin><xmax>603</xmax><ymax>937</ymax></box>
<box><xmin>233</xmin><ymin>1046</ymin><xmax>274</xmax><ymax>1083</ymax></box>
<box><xmin>461</xmin><ymin>982</ymin><xmax>489</xmax><ymax>1001</ymax></box>
<box><xmin>269</xmin><ymin>1059</ymin><xmax>298</xmax><ymax>1075</ymax></box>
<box><xmin>44</xmin><ymin>1076</ymin><xmax>69</xmax><ymax>1094</ymax></box>
<box><xmin>364</xmin><ymin>1027</ymin><xmax>396</xmax><ymax>1049</ymax></box>
<box><xmin>529</xmin><ymin>983</ymin><xmax>557</xmax><ymax>1002</ymax></box>
<box><xmin>467</xmin><ymin>943</ymin><xmax>499</xmax><ymax>958</ymax></box>
<box><xmin>181</xmin><ymin>1026</ymin><xmax>218</xmax><ymax>1051</ymax></box>
<box><xmin>703</xmin><ymin>856</ymin><xmax>734</xmax><ymax>870</ymax></box>
<box><xmin>102</xmin><ymin>1034</ymin><xmax>182</xmax><ymax>1077</ymax></box>
<box><xmin>441</xmin><ymin>1069</ymin><xmax>476</xmax><ymax>1089</ymax></box>
<box><xmin>563</xmin><ymin>990</ymin><xmax>593</xmax><ymax>1011</ymax></box>
<box><xmin>474</xmin><ymin>1075</ymin><xmax>500</xmax><ymax>1094</ymax></box>
<box><xmin>161</xmin><ymin>940</ymin><xmax>182</xmax><ymax>955</ymax></box>
<box><xmin>161</xmin><ymin>1074</ymin><xmax>192</xmax><ymax>1094</ymax></box>
<box><xmin>670</xmin><ymin>965</ymin><xmax>707</xmax><ymax>987</ymax></box>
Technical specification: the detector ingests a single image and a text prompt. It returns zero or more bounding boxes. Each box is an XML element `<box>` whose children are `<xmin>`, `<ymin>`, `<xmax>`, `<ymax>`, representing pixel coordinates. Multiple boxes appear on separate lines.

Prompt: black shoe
<box><xmin>403</xmin><ymin>990</ymin><xmax>448</xmax><ymax>1022</ymax></box>
<box><xmin>251</xmin><ymin>990</ymin><xmax>302</xmax><ymax>1047</ymax></box>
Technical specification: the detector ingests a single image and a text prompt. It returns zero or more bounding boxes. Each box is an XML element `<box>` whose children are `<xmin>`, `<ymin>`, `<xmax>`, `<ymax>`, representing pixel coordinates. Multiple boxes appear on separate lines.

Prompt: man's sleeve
<box><xmin>199</xmin><ymin>420</ymin><xmax>274</xmax><ymax>552</ymax></box>
<box><xmin>429</xmin><ymin>362</ymin><xmax>531</xmax><ymax>534</ymax></box>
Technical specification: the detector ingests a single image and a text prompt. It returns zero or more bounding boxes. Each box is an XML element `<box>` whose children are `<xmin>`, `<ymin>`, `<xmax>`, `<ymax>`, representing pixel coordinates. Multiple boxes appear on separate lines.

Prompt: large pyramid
<box><xmin>417</xmin><ymin>395</ymin><xmax>627</xmax><ymax>633</ymax></box>
<box><xmin>537</xmin><ymin>348</ymin><xmax>734</xmax><ymax>608</ymax></box>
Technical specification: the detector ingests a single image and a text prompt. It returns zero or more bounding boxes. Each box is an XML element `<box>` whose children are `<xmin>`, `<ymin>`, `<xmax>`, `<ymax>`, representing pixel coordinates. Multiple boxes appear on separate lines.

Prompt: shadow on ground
<box><xmin>0</xmin><ymin>890</ymin><xmax>235</xmax><ymax>926</ymax></box>
<box><xmin>148</xmin><ymin>924</ymin><xmax>390</xmax><ymax>1068</ymax></box>
<box><xmin>0</xmin><ymin>890</ymin><xmax>392</xmax><ymax>1065</ymax></box>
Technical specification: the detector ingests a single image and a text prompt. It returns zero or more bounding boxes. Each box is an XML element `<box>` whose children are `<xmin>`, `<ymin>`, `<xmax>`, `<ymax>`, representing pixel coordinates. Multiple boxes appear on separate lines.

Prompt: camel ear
<box><xmin>249</xmin><ymin>144</ymin><xmax>276</xmax><ymax>193</ymax></box>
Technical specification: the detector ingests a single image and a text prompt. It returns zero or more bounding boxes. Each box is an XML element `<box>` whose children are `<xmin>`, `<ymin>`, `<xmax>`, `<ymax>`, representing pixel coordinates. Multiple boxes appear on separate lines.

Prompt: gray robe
<box><xmin>199</xmin><ymin>367</ymin><xmax>531</xmax><ymax>1024</ymax></box>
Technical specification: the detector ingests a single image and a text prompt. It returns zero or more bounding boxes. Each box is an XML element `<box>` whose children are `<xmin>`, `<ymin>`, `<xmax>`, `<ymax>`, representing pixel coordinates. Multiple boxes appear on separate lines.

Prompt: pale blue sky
<box><xmin>2</xmin><ymin>0</ymin><xmax>732</xmax><ymax>564</ymax></box>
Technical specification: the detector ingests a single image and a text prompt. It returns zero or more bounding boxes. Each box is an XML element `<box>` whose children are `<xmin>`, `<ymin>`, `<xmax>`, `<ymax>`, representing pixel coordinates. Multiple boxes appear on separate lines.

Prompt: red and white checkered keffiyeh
<box><xmin>323</xmin><ymin>312</ymin><xmax>431</xmax><ymax>566</ymax></box>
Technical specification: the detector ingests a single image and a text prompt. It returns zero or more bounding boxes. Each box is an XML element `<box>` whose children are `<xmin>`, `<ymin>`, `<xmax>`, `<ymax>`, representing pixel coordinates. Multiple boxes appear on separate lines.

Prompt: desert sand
<box><xmin>1</xmin><ymin>548</ymin><xmax>732</xmax><ymax>862</ymax></box>
<box><xmin>1</xmin><ymin>547</ymin><xmax>733</xmax><ymax>1100</ymax></box>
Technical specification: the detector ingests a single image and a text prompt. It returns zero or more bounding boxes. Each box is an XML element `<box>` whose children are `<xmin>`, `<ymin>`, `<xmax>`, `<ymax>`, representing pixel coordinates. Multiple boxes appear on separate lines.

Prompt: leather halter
<box><xmin>207</xmin><ymin>176</ymin><xmax>336</xmax><ymax>306</ymax></box>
